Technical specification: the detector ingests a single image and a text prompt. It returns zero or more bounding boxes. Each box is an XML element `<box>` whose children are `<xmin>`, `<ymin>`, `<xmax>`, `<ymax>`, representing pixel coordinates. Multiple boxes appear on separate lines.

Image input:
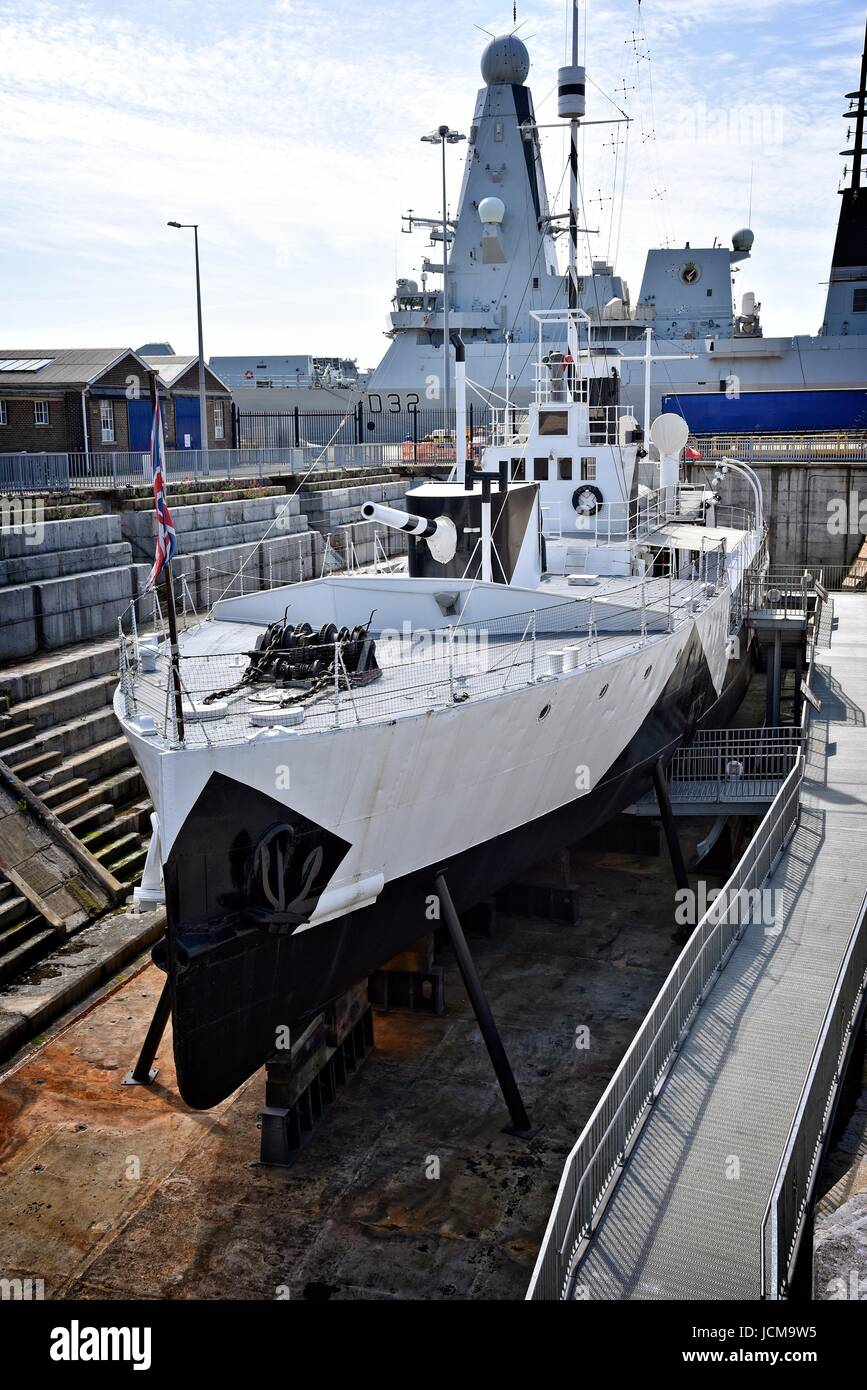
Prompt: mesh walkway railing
<box><xmin>526</xmin><ymin>753</ymin><xmax>805</xmax><ymax>1300</ymax></box>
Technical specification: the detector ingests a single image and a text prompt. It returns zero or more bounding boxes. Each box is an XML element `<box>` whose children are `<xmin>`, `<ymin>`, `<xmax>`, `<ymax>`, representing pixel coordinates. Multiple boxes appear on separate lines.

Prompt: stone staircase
<box><xmin>0</xmin><ymin>640</ymin><xmax>150</xmax><ymax>974</ymax></box>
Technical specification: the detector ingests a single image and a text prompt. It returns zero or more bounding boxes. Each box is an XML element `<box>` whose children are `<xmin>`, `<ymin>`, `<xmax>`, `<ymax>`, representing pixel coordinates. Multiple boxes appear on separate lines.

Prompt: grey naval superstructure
<box><xmin>228</xmin><ymin>19</ymin><xmax>867</xmax><ymax>435</ymax></box>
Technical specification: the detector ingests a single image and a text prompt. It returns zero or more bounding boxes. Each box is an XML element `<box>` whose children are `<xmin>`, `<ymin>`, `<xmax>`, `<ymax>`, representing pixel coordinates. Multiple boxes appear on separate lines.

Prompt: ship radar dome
<box><xmin>481</xmin><ymin>34</ymin><xmax>530</xmax><ymax>86</ymax></box>
<box><xmin>478</xmin><ymin>196</ymin><xmax>505</xmax><ymax>224</ymax></box>
<box><xmin>732</xmin><ymin>228</ymin><xmax>755</xmax><ymax>252</ymax></box>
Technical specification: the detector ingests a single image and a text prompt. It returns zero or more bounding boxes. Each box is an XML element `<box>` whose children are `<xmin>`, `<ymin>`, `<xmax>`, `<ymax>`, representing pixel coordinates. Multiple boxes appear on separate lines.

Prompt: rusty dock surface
<box><xmin>0</xmin><ymin>841</ymin><xmax>711</xmax><ymax>1301</ymax></box>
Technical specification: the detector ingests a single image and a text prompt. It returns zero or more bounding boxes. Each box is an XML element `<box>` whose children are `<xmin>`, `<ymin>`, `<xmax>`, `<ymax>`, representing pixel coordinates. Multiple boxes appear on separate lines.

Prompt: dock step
<box><xmin>6</xmin><ymin>673</ymin><xmax>119</xmax><ymax>732</ymax></box>
<box><xmin>0</xmin><ymin>926</ymin><xmax>60</xmax><ymax>985</ymax></box>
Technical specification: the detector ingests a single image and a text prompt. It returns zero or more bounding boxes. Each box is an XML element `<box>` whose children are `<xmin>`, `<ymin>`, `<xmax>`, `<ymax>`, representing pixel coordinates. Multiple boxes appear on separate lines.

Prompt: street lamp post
<box><xmin>167</xmin><ymin>221</ymin><xmax>208</xmax><ymax>469</ymax></box>
<box><xmin>421</xmin><ymin>126</ymin><xmax>465</xmax><ymax>431</ymax></box>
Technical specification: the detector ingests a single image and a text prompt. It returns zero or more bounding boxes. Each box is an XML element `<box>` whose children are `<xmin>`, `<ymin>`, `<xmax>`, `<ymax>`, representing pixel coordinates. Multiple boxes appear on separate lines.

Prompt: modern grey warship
<box><xmin>225</xmin><ymin>16</ymin><xmax>867</xmax><ymax>437</ymax></box>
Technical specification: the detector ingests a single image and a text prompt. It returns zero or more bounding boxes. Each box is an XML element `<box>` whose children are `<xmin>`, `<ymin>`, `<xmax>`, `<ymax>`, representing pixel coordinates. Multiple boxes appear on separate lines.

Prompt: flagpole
<box><xmin>147</xmin><ymin>370</ymin><xmax>185</xmax><ymax>743</ymax></box>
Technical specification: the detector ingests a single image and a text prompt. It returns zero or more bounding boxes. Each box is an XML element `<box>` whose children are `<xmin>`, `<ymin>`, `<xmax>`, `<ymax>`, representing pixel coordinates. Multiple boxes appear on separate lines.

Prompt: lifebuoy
<box><xmin>572</xmin><ymin>484</ymin><xmax>603</xmax><ymax>515</ymax></box>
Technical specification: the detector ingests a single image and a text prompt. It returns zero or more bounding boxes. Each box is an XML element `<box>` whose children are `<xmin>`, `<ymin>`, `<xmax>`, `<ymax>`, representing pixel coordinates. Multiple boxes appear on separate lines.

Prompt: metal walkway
<box><xmin>629</xmin><ymin>728</ymin><xmax>803</xmax><ymax>818</ymax></box>
<box><xmin>529</xmin><ymin>592</ymin><xmax>867</xmax><ymax>1300</ymax></box>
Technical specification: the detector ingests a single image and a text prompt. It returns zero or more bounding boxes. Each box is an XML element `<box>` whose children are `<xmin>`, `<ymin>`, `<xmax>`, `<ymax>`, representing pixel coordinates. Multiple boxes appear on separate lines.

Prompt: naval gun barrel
<box><xmin>361</xmin><ymin>501</ymin><xmax>440</xmax><ymax>537</ymax></box>
<box><xmin>361</xmin><ymin>502</ymin><xmax>457</xmax><ymax>563</ymax></box>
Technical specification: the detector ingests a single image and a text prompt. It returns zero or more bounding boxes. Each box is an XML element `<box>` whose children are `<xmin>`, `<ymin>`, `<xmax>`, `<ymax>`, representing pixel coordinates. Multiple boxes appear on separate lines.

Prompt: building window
<box><xmin>557</xmin><ymin>457</ymin><xmax>572</xmax><ymax>480</ymax></box>
<box><xmin>33</xmin><ymin>400</ymin><xmax>49</xmax><ymax>426</ymax></box>
<box><xmin>853</xmin><ymin>287</ymin><xmax>867</xmax><ymax>313</ymax></box>
<box><xmin>533</xmin><ymin>457</ymin><xmax>549</xmax><ymax>481</ymax></box>
<box><xmin>213</xmin><ymin>400</ymin><xmax>225</xmax><ymax>440</ymax></box>
<box><xmin>580</xmin><ymin>456</ymin><xmax>597</xmax><ymax>480</ymax></box>
<box><xmin>99</xmin><ymin>400</ymin><xmax>115</xmax><ymax>443</ymax></box>
<box><xmin>0</xmin><ymin>400</ymin><xmax>7</xmax><ymax>426</ymax></box>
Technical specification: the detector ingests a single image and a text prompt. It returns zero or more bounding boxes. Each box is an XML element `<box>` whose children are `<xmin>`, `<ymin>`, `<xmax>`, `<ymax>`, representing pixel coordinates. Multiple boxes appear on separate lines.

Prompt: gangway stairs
<box><xmin>528</xmin><ymin>592</ymin><xmax>867</xmax><ymax>1300</ymax></box>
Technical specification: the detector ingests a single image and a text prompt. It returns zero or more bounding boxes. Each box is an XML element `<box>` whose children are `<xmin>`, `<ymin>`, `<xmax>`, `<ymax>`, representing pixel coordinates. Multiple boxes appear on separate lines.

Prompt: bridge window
<box><xmin>533</xmin><ymin>457</ymin><xmax>550</xmax><ymax>481</ymax></box>
<box><xmin>557</xmin><ymin>457</ymin><xmax>572</xmax><ymax>480</ymax></box>
<box><xmin>539</xmin><ymin>409</ymin><xmax>568</xmax><ymax>436</ymax></box>
<box><xmin>580</xmin><ymin>456</ymin><xmax>597</xmax><ymax>480</ymax></box>
<box><xmin>854</xmin><ymin>288</ymin><xmax>867</xmax><ymax>312</ymax></box>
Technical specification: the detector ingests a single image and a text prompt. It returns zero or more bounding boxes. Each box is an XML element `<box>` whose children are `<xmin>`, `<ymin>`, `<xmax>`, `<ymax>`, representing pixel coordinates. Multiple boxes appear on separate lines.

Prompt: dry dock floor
<box><xmin>0</xmin><ymin>840</ymin><xmax>715</xmax><ymax>1300</ymax></box>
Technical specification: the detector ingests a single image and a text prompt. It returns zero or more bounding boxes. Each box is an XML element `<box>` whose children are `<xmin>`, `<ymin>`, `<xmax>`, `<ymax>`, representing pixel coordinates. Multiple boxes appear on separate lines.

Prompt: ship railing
<box><xmin>586</xmin><ymin>483</ymin><xmax>732</xmax><ymax>544</ymax></box>
<box><xmin>743</xmin><ymin>569</ymin><xmax>814</xmax><ymax>620</ymax></box>
<box><xmin>526</xmin><ymin>749</ymin><xmax>805</xmax><ymax>1300</ymax></box>
<box><xmin>122</xmin><ymin>575</ymin><xmax>718</xmax><ymax>746</ymax></box>
<box><xmin>486</xmin><ymin>409</ymin><xmax>531</xmax><ymax>446</ymax></box>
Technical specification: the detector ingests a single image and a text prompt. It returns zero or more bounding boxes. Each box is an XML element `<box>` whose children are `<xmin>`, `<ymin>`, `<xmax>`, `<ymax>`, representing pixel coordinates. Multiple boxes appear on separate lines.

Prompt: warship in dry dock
<box><xmin>116</xmin><ymin>296</ymin><xmax>764</xmax><ymax>1106</ymax></box>
<box><xmin>223</xmin><ymin>17</ymin><xmax>867</xmax><ymax>436</ymax></box>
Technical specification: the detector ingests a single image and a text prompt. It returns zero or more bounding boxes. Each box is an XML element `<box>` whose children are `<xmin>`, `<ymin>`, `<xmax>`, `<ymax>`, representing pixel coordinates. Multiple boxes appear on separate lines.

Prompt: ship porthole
<box><xmin>538</xmin><ymin>703</ymin><xmax>551</xmax><ymax>721</ymax></box>
<box><xmin>644</xmin><ymin>666</ymin><xmax>653</xmax><ymax>679</ymax></box>
<box><xmin>599</xmin><ymin>683</ymin><xmax>609</xmax><ymax>699</ymax></box>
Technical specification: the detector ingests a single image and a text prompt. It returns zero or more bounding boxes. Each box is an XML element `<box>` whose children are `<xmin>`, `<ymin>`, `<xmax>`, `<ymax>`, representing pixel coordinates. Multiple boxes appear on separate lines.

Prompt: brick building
<box><xmin>0</xmin><ymin>349</ymin><xmax>233</xmax><ymax>454</ymax></box>
<box><xmin>141</xmin><ymin>355</ymin><xmax>234</xmax><ymax>450</ymax></box>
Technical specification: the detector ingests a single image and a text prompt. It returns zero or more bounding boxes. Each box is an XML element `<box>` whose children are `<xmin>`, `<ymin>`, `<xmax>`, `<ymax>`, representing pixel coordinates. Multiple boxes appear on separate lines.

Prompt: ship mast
<box><xmin>559</xmin><ymin>1</ymin><xmax>586</xmax><ymax>312</ymax></box>
<box><xmin>844</xmin><ymin>16</ymin><xmax>867</xmax><ymax>195</ymax></box>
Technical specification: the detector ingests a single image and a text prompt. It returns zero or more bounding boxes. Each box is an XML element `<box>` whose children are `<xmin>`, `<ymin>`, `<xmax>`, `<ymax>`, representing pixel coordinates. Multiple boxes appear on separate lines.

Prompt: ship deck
<box><xmin>124</xmin><ymin>572</ymin><xmax>723</xmax><ymax>748</ymax></box>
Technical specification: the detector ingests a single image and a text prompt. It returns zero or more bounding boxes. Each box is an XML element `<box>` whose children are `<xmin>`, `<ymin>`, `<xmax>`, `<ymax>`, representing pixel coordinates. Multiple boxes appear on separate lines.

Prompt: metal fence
<box><xmin>236</xmin><ymin>403</ymin><xmax>499</xmax><ymax>455</ymax></box>
<box><xmin>0</xmin><ymin>444</ymin><xmax>429</xmax><ymax>493</ymax></box>
<box><xmin>0</xmin><ymin>452</ymin><xmax>71</xmax><ymax>492</ymax></box>
<box><xmin>526</xmin><ymin>751</ymin><xmax>805</xmax><ymax>1300</ymax></box>
<box><xmin>761</xmin><ymin>888</ymin><xmax>867</xmax><ymax>1298</ymax></box>
<box><xmin>689</xmin><ymin>433</ymin><xmax>867</xmax><ymax>464</ymax></box>
<box><xmin>664</xmin><ymin>727</ymin><xmax>804</xmax><ymax>800</ymax></box>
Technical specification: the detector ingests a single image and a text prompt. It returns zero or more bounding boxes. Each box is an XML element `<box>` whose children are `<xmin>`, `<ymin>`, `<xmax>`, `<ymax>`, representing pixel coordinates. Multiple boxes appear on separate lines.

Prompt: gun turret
<box><xmin>361</xmin><ymin>502</ymin><xmax>458</xmax><ymax>563</ymax></box>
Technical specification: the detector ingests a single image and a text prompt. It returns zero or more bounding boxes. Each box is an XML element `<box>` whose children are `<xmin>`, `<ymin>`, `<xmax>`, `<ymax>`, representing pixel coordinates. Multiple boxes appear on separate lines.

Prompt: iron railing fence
<box><xmin>0</xmin><ymin>444</ymin><xmax>434</xmax><ymax>493</ymax></box>
<box><xmin>761</xmin><ymin>887</ymin><xmax>867</xmax><ymax>1299</ymax></box>
<box><xmin>526</xmin><ymin>752</ymin><xmax>805</xmax><ymax>1300</ymax></box>
<box><xmin>0</xmin><ymin>452</ymin><xmax>71</xmax><ymax>492</ymax></box>
<box><xmin>236</xmin><ymin>404</ymin><xmax>501</xmax><ymax>456</ymax></box>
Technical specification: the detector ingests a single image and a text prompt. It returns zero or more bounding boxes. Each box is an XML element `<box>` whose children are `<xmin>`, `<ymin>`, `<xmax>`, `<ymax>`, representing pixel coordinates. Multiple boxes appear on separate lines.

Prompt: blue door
<box><xmin>175</xmin><ymin>397</ymin><xmax>201</xmax><ymax>450</ymax></box>
<box><xmin>127</xmin><ymin>399</ymin><xmax>152</xmax><ymax>451</ymax></box>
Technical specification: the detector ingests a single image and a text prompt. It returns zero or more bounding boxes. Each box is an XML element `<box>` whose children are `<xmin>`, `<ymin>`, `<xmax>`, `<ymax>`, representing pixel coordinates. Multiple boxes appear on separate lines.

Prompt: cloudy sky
<box><xmin>1</xmin><ymin>0</ymin><xmax>863</xmax><ymax>367</ymax></box>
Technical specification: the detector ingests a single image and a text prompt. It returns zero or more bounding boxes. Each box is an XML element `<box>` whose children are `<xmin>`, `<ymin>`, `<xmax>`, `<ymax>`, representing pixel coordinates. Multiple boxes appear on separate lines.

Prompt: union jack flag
<box><xmin>145</xmin><ymin>395</ymin><xmax>177</xmax><ymax>590</ymax></box>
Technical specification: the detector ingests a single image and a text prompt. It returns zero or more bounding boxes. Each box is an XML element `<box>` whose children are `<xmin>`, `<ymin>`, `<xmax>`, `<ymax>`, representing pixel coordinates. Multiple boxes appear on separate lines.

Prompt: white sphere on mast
<box><xmin>481</xmin><ymin>34</ymin><xmax>530</xmax><ymax>86</ymax></box>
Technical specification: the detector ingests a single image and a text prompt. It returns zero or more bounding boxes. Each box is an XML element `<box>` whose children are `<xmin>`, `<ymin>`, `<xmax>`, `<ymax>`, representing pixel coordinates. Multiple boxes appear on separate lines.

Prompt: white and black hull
<box><xmin>133</xmin><ymin>597</ymin><xmax>751</xmax><ymax>1108</ymax></box>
